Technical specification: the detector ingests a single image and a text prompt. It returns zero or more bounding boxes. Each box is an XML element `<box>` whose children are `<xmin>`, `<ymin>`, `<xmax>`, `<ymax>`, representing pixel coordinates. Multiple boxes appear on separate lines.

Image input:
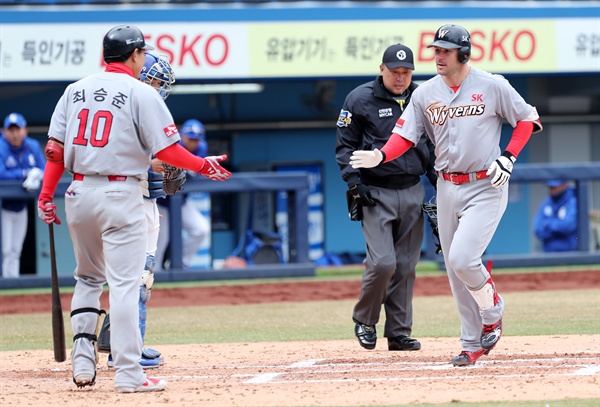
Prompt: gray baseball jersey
<box><xmin>396</xmin><ymin>67</ymin><xmax>539</xmax><ymax>173</ymax></box>
<box><xmin>391</xmin><ymin>66</ymin><xmax>539</xmax><ymax>352</ymax></box>
<box><xmin>48</xmin><ymin>71</ymin><xmax>180</xmax><ymax>177</ymax></box>
<box><xmin>48</xmin><ymin>70</ymin><xmax>180</xmax><ymax>388</ymax></box>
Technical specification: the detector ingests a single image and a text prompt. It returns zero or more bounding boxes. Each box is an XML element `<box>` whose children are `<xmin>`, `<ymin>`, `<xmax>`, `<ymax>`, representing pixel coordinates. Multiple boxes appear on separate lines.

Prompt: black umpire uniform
<box><xmin>335</xmin><ymin>47</ymin><xmax>436</xmax><ymax>351</ymax></box>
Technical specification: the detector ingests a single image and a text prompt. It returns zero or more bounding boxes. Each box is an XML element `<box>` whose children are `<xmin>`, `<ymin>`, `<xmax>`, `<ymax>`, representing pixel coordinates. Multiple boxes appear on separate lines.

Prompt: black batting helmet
<box><xmin>103</xmin><ymin>25</ymin><xmax>154</xmax><ymax>63</ymax></box>
<box><xmin>427</xmin><ymin>24</ymin><xmax>471</xmax><ymax>64</ymax></box>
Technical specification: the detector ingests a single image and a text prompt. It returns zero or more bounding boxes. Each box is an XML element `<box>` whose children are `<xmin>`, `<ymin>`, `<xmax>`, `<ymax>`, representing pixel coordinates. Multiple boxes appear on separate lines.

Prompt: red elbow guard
<box><xmin>45</xmin><ymin>139</ymin><xmax>64</xmax><ymax>163</ymax></box>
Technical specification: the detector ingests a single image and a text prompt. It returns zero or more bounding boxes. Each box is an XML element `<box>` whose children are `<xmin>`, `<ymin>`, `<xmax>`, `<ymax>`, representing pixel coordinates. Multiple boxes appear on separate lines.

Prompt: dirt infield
<box><xmin>0</xmin><ymin>336</ymin><xmax>599</xmax><ymax>406</ymax></box>
<box><xmin>0</xmin><ymin>269</ymin><xmax>598</xmax><ymax>406</ymax></box>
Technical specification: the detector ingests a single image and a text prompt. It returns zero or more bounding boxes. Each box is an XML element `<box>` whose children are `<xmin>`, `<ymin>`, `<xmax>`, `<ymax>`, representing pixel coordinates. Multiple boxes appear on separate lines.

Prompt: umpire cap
<box><xmin>103</xmin><ymin>25</ymin><xmax>155</xmax><ymax>63</ymax></box>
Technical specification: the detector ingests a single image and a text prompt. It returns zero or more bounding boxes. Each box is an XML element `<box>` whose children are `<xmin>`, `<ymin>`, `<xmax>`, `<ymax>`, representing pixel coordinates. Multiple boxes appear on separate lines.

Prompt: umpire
<box><xmin>335</xmin><ymin>43</ymin><xmax>436</xmax><ymax>351</ymax></box>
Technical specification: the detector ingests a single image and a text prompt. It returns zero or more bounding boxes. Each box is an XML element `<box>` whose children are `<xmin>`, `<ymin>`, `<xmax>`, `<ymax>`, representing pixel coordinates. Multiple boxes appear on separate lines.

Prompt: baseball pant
<box><xmin>1</xmin><ymin>208</ymin><xmax>27</xmax><ymax>278</ymax></box>
<box><xmin>437</xmin><ymin>178</ymin><xmax>506</xmax><ymax>352</ymax></box>
<box><xmin>353</xmin><ymin>183</ymin><xmax>424</xmax><ymax>338</ymax></box>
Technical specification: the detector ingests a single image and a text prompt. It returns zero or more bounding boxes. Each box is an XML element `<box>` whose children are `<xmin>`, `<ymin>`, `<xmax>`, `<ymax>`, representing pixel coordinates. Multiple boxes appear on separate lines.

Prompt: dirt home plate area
<box><xmin>0</xmin><ymin>270</ymin><xmax>598</xmax><ymax>406</ymax></box>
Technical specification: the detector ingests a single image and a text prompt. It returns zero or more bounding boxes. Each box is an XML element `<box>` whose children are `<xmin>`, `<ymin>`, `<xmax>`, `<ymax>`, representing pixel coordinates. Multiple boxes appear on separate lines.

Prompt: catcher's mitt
<box><xmin>422</xmin><ymin>196</ymin><xmax>442</xmax><ymax>254</ymax></box>
<box><xmin>161</xmin><ymin>162</ymin><xmax>186</xmax><ymax>195</ymax></box>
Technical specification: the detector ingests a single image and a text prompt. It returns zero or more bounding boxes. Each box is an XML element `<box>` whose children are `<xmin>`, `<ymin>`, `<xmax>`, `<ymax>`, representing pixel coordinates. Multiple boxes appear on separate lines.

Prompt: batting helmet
<box><xmin>103</xmin><ymin>25</ymin><xmax>154</xmax><ymax>63</ymax></box>
<box><xmin>427</xmin><ymin>24</ymin><xmax>471</xmax><ymax>64</ymax></box>
<box><xmin>140</xmin><ymin>53</ymin><xmax>175</xmax><ymax>101</ymax></box>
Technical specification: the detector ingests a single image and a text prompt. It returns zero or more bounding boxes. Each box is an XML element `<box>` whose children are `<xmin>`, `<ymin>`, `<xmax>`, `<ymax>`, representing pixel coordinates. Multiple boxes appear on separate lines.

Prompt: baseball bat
<box><xmin>49</xmin><ymin>223</ymin><xmax>66</xmax><ymax>362</ymax></box>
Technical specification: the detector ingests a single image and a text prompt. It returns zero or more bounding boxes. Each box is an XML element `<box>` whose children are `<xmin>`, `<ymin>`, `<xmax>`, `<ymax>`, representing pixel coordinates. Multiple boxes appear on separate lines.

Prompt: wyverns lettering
<box><xmin>425</xmin><ymin>102</ymin><xmax>485</xmax><ymax>125</ymax></box>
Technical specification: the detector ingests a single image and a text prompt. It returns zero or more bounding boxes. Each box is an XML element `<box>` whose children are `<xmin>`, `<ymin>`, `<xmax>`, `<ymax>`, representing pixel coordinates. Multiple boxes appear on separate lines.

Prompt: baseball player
<box><xmin>37</xmin><ymin>25</ymin><xmax>231</xmax><ymax>393</ymax></box>
<box><xmin>104</xmin><ymin>52</ymin><xmax>178</xmax><ymax>369</ymax></box>
<box><xmin>350</xmin><ymin>24</ymin><xmax>542</xmax><ymax>366</ymax></box>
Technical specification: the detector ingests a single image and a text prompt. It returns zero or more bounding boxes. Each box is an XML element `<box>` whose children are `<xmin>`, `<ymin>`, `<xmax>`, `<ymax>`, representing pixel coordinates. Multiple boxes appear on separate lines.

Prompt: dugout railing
<box><xmin>0</xmin><ymin>171</ymin><xmax>314</xmax><ymax>289</ymax></box>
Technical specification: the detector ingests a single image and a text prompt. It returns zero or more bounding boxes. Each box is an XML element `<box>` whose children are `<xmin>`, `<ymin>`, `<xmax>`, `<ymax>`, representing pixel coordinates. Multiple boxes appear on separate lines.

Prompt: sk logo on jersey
<box><xmin>163</xmin><ymin>124</ymin><xmax>178</xmax><ymax>137</ymax></box>
<box><xmin>337</xmin><ymin>110</ymin><xmax>352</xmax><ymax>127</ymax></box>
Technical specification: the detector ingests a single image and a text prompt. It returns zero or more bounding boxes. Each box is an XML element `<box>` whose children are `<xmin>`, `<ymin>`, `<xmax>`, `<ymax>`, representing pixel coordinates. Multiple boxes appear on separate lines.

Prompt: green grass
<box><xmin>1</xmin><ymin>289</ymin><xmax>597</xmax><ymax>351</ymax></box>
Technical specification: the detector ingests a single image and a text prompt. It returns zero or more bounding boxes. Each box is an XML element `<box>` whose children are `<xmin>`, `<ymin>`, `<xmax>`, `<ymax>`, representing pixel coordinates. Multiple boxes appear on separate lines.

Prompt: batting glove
<box><xmin>486</xmin><ymin>152</ymin><xmax>516</xmax><ymax>188</ymax></box>
<box><xmin>349</xmin><ymin>149</ymin><xmax>384</xmax><ymax>169</ymax></box>
<box><xmin>37</xmin><ymin>194</ymin><xmax>61</xmax><ymax>225</ymax></box>
<box><xmin>199</xmin><ymin>155</ymin><xmax>232</xmax><ymax>181</ymax></box>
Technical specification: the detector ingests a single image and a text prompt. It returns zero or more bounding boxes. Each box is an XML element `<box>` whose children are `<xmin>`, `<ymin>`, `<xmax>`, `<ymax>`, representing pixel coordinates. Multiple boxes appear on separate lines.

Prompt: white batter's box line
<box><xmin>252</xmin><ymin>369</ymin><xmax>600</xmax><ymax>385</ymax></box>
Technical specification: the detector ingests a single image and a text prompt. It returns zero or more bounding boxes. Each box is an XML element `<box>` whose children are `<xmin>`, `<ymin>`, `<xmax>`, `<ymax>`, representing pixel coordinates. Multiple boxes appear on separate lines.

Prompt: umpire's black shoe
<box><xmin>354</xmin><ymin>323</ymin><xmax>377</xmax><ymax>350</ymax></box>
<box><xmin>388</xmin><ymin>335</ymin><xmax>421</xmax><ymax>351</ymax></box>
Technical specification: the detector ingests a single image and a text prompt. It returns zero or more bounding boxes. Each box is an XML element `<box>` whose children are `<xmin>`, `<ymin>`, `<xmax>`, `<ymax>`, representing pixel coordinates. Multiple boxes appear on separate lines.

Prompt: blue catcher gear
<box><xmin>143</xmin><ymin>170</ymin><xmax>166</xmax><ymax>200</ymax></box>
<box><xmin>140</xmin><ymin>53</ymin><xmax>175</xmax><ymax>101</ymax></box>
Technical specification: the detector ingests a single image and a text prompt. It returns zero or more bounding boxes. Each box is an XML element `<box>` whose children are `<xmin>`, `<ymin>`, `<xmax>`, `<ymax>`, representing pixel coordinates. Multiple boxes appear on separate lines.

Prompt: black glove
<box><xmin>345</xmin><ymin>183</ymin><xmax>375</xmax><ymax>222</ymax></box>
<box><xmin>348</xmin><ymin>183</ymin><xmax>376</xmax><ymax>206</ymax></box>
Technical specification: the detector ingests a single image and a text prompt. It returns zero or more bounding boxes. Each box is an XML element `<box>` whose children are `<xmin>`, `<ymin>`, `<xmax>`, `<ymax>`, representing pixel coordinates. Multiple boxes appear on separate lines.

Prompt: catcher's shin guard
<box><xmin>139</xmin><ymin>255</ymin><xmax>155</xmax><ymax>342</ymax></box>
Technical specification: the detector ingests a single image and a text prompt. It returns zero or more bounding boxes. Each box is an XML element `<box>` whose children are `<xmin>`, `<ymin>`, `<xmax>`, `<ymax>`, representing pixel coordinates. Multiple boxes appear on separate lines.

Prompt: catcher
<box><xmin>98</xmin><ymin>53</ymin><xmax>186</xmax><ymax>369</ymax></box>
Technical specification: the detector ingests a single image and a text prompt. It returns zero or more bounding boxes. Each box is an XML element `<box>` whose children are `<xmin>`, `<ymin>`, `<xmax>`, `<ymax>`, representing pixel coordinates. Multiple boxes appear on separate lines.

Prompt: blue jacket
<box><xmin>533</xmin><ymin>187</ymin><xmax>578</xmax><ymax>252</ymax></box>
<box><xmin>0</xmin><ymin>134</ymin><xmax>46</xmax><ymax>212</ymax></box>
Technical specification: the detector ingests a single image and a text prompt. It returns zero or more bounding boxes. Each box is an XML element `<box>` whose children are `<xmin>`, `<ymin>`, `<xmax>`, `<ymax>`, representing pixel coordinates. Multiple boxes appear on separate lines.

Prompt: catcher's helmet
<box><xmin>140</xmin><ymin>53</ymin><xmax>175</xmax><ymax>100</ymax></box>
<box><xmin>427</xmin><ymin>24</ymin><xmax>471</xmax><ymax>64</ymax></box>
<box><xmin>103</xmin><ymin>25</ymin><xmax>154</xmax><ymax>63</ymax></box>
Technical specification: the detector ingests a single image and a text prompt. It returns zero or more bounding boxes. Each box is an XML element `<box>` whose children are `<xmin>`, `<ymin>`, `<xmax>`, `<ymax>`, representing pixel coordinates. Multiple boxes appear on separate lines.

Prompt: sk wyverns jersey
<box><xmin>48</xmin><ymin>71</ymin><xmax>180</xmax><ymax>178</ymax></box>
<box><xmin>395</xmin><ymin>67</ymin><xmax>539</xmax><ymax>174</ymax></box>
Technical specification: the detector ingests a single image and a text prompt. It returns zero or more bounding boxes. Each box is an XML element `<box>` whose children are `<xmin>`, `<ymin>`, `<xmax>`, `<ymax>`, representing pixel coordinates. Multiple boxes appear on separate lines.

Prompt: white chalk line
<box><xmin>20</xmin><ymin>355</ymin><xmax>600</xmax><ymax>386</ymax></box>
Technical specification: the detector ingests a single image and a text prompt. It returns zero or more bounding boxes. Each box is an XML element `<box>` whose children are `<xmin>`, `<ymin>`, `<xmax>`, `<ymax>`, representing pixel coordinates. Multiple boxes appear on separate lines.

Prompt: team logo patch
<box><xmin>163</xmin><ymin>124</ymin><xmax>178</xmax><ymax>137</ymax></box>
<box><xmin>337</xmin><ymin>109</ymin><xmax>352</xmax><ymax>127</ymax></box>
<box><xmin>379</xmin><ymin>108</ymin><xmax>393</xmax><ymax>118</ymax></box>
<box><xmin>395</xmin><ymin>118</ymin><xmax>405</xmax><ymax>128</ymax></box>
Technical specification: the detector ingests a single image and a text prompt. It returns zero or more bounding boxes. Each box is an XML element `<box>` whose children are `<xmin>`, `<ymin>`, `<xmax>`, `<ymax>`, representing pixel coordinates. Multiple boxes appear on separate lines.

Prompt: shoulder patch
<box><xmin>336</xmin><ymin>109</ymin><xmax>352</xmax><ymax>128</ymax></box>
<box><xmin>163</xmin><ymin>124</ymin><xmax>178</xmax><ymax>138</ymax></box>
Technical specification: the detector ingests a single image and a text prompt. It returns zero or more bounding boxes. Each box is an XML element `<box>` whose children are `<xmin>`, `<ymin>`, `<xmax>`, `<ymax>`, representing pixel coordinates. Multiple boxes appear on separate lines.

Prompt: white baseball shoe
<box><xmin>115</xmin><ymin>376</ymin><xmax>167</xmax><ymax>393</ymax></box>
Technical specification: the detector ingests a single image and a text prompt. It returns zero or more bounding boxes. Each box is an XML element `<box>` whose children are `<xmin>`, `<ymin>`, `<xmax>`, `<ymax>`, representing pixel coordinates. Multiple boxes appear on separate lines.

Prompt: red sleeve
<box><xmin>505</xmin><ymin>121</ymin><xmax>534</xmax><ymax>158</ymax></box>
<box><xmin>155</xmin><ymin>143</ymin><xmax>205</xmax><ymax>172</ymax></box>
<box><xmin>380</xmin><ymin>133</ymin><xmax>413</xmax><ymax>163</ymax></box>
<box><xmin>39</xmin><ymin>160</ymin><xmax>65</xmax><ymax>199</ymax></box>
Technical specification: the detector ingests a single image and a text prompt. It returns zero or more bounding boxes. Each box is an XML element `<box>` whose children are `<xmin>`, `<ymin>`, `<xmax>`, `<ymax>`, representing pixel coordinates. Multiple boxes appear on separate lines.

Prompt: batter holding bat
<box><xmin>37</xmin><ymin>25</ymin><xmax>231</xmax><ymax>393</ymax></box>
<box><xmin>350</xmin><ymin>24</ymin><xmax>542</xmax><ymax>366</ymax></box>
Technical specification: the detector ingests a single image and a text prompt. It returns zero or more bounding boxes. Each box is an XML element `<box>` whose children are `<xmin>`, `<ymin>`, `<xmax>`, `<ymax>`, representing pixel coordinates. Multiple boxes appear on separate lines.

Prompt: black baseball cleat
<box><xmin>354</xmin><ymin>323</ymin><xmax>377</xmax><ymax>350</ymax></box>
<box><xmin>481</xmin><ymin>318</ymin><xmax>503</xmax><ymax>350</ymax></box>
<box><xmin>388</xmin><ymin>335</ymin><xmax>421</xmax><ymax>351</ymax></box>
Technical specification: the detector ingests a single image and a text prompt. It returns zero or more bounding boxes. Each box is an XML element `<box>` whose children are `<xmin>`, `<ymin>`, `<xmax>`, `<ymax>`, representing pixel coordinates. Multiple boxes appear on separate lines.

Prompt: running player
<box><xmin>37</xmin><ymin>25</ymin><xmax>231</xmax><ymax>393</ymax></box>
<box><xmin>349</xmin><ymin>24</ymin><xmax>542</xmax><ymax>367</ymax></box>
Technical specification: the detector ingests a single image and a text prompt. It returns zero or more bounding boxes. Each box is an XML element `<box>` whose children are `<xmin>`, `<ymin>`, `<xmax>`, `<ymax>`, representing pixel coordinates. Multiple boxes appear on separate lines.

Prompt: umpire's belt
<box><xmin>74</xmin><ymin>173</ymin><xmax>127</xmax><ymax>182</ymax></box>
<box><xmin>438</xmin><ymin>170</ymin><xmax>488</xmax><ymax>185</ymax></box>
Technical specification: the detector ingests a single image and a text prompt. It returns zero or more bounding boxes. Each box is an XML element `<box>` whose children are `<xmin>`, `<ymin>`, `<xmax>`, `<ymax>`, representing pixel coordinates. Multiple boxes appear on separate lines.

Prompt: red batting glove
<box><xmin>198</xmin><ymin>155</ymin><xmax>232</xmax><ymax>181</ymax></box>
<box><xmin>37</xmin><ymin>193</ymin><xmax>61</xmax><ymax>225</ymax></box>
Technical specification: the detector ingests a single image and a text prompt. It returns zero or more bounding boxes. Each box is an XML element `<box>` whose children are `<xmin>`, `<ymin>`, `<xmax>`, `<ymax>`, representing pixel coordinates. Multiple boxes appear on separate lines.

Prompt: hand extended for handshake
<box><xmin>36</xmin><ymin>155</ymin><xmax>232</xmax><ymax>225</ymax></box>
<box><xmin>199</xmin><ymin>154</ymin><xmax>231</xmax><ymax>181</ymax></box>
<box><xmin>350</xmin><ymin>148</ymin><xmax>516</xmax><ymax>189</ymax></box>
<box><xmin>349</xmin><ymin>149</ymin><xmax>383</xmax><ymax>169</ymax></box>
